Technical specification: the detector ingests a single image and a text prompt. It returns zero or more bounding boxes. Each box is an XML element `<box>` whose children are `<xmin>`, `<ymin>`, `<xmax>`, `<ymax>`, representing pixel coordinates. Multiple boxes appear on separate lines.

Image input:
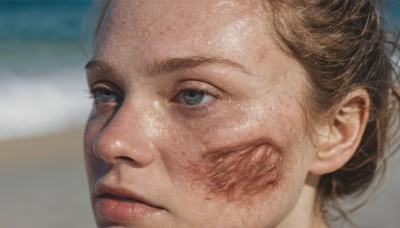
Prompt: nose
<box><xmin>92</xmin><ymin>103</ymin><xmax>157</xmax><ymax>167</ymax></box>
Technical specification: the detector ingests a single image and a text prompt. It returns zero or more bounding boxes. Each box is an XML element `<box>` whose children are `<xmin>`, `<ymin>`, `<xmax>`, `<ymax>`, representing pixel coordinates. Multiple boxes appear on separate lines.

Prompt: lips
<box><xmin>101</xmin><ymin>193</ymin><xmax>139</xmax><ymax>203</ymax></box>
<box><xmin>94</xmin><ymin>184</ymin><xmax>165</xmax><ymax>223</ymax></box>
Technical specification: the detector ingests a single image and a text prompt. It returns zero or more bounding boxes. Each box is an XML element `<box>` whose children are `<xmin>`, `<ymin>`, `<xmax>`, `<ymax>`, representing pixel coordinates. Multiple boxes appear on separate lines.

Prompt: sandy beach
<box><xmin>0</xmin><ymin>126</ymin><xmax>399</xmax><ymax>228</ymax></box>
<box><xmin>0</xmin><ymin>126</ymin><xmax>95</xmax><ymax>228</ymax></box>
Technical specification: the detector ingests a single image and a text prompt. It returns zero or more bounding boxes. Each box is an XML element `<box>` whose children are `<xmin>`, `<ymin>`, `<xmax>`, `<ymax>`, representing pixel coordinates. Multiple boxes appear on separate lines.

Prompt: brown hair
<box><xmin>92</xmin><ymin>0</ymin><xmax>400</xmax><ymax>217</ymax></box>
<box><xmin>264</xmin><ymin>0</ymin><xmax>400</xmax><ymax>215</ymax></box>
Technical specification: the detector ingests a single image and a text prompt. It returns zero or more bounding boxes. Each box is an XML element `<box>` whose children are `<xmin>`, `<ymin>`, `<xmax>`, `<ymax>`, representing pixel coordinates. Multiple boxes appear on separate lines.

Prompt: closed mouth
<box><xmin>93</xmin><ymin>184</ymin><xmax>166</xmax><ymax>223</ymax></box>
<box><xmin>94</xmin><ymin>184</ymin><xmax>164</xmax><ymax>210</ymax></box>
<box><xmin>100</xmin><ymin>193</ymin><xmax>141</xmax><ymax>203</ymax></box>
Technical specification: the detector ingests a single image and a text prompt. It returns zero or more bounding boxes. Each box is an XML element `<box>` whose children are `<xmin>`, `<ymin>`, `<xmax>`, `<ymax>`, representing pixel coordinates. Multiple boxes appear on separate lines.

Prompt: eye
<box><xmin>176</xmin><ymin>89</ymin><xmax>213</xmax><ymax>106</ymax></box>
<box><xmin>91</xmin><ymin>88</ymin><xmax>123</xmax><ymax>104</ymax></box>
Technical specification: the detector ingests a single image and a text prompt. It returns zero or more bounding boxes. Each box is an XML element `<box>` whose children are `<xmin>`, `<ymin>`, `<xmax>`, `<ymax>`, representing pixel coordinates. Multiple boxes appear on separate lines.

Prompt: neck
<box><xmin>277</xmin><ymin>174</ymin><xmax>328</xmax><ymax>228</ymax></box>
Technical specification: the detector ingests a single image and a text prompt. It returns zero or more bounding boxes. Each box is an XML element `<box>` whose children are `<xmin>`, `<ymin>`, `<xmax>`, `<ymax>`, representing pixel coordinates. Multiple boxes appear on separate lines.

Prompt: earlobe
<box><xmin>309</xmin><ymin>89</ymin><xmax>370</xmax><ymax>175</ymax></box>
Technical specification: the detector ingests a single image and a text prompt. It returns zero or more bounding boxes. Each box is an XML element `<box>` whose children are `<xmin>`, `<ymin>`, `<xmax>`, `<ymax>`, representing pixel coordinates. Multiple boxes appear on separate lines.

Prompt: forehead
<box><xmin>94</xmin><ymin>0</ymin><xmax>274</xmax><ymax>69</ymax></box>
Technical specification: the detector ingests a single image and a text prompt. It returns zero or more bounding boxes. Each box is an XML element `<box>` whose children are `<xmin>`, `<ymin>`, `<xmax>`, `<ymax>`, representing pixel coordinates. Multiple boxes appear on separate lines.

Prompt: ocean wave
<box><xmin>0</xmin><ymin>69</ymin><xmax>92</xmax><ymax>140</ymax></box>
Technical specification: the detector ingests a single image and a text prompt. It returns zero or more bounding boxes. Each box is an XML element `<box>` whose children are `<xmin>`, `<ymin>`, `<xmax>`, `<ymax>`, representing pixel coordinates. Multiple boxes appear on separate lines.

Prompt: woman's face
<box><xmin>84</xmin><ymin>0</ymin><xmax>318</xmax><ymax>227</ymax></box>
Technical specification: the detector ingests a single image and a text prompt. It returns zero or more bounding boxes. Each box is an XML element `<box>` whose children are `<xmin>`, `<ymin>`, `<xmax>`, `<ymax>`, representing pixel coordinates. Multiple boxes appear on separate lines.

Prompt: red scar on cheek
<box><xmin>190</xmin><ymin>140</ymin><xmax>283</xmax><ymax>203</ymax></box>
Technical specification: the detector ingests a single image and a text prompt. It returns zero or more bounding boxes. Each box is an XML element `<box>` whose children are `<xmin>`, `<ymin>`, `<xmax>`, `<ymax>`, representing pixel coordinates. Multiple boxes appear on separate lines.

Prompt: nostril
<box><xmin>117</xmin><ymin>156</ymin><xmax>135</xmax><ymax>162</ymax></box>
<box><xmin>115</xmin><ymin>155</ymin><xmax>150</xmax><ymax>167</ymax></box>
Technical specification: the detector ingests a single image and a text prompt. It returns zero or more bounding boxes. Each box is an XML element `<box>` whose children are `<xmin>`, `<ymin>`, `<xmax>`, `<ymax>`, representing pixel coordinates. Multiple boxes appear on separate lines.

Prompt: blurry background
<box><xmin>0</xmin><ymin>0</ymin><xmax>399</xmax><ymax>227</ymax></box>
<box><xmin>0</xmin><ymin>0</ymin><xmax>95</xmax><ymax>227</ymax></box>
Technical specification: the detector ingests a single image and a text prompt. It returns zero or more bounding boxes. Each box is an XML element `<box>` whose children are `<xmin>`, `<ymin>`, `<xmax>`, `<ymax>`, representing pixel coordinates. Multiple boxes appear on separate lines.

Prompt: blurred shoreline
<box><xmin>0</xmin><ymin>125</ymin><xmax>85</xmax><ymax>168</ymax></box>
<box><xmin>0</xmin><ymin>126</ymin><xmax>96</xmax><ymax>228</ymax></box>
<box><xmin>0</xmin><ymin>0</ymin><xmax>93</xmax><ymax>141</ymax></box>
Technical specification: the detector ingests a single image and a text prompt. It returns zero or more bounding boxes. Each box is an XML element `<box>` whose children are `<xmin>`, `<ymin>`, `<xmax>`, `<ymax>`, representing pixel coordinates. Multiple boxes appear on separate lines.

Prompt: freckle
<box><xmin>257</xmin><ymin>51</ymin><xmax>266</xmax><ymax>62</ymax></box>
<box><xmin>190</xmin><ymin>141</ymin><xmax>283</xmax><ymax>203</ymax></box>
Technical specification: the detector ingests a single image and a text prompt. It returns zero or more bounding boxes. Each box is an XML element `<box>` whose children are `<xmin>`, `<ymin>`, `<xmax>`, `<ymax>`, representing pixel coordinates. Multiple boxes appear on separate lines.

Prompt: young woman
<box><xmin>84</xmin><ymin>0</ymin><xmax>400</xmax><ymax>227</ymax></box>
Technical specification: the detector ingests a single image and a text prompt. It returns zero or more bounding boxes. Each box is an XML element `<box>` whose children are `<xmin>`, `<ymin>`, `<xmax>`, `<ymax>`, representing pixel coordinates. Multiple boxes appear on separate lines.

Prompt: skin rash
<box><xmin>190</xmin><ymin>139</ymin><xmax>283</xmax><ymax>203</ymax></box>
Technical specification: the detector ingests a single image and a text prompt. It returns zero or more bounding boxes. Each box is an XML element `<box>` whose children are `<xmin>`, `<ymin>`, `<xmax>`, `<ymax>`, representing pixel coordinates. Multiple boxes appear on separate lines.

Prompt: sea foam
<box><xmin>0</xmin><ymin>68</ymin><xmax>91</xmax><ymax>140</ymax></box>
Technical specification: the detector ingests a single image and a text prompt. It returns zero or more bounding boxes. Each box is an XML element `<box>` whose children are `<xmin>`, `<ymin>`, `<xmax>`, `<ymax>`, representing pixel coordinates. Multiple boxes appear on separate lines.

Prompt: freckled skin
<box><xmin>85</xmin><ymin>0</ymin><xmax>322</xmax><ymax>227</ymax></box>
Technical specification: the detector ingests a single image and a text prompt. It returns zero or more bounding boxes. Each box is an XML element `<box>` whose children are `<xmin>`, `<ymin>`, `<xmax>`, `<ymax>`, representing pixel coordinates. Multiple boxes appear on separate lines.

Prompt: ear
<box><xmin>309</xmin><ymin>89</ymin><xmax>370</xmax><ymax>175</ymax></box>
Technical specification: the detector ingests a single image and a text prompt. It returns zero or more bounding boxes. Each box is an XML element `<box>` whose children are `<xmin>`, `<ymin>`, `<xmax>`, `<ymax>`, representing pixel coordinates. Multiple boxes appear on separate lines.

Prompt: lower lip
<box><xmin>95</xmin><ymin>197</ymin><xmax>163</xmax><ymax>222</ymax></box>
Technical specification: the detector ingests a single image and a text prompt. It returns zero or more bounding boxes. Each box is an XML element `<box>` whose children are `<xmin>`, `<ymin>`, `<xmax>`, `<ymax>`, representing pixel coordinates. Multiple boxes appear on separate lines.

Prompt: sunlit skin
<box><xmin>84</xmin><ymin>0</ymin><xmax>330</xmax><ymax>227</ymax></box>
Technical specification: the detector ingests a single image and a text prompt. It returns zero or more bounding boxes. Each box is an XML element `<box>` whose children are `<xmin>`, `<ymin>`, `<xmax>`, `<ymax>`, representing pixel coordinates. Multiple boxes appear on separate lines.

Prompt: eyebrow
<box><xmin>85</xmin><ymin>59</ymin><xmax>121</xmax><ymax>79</ymax></box>
<box><xmin>146</xmin><ymin>56</ymin><xmax>251</xmax><ymax>75</ymax></box>
<box><xmin>85</xmin><ymin>56</ymin><xmax>251</xmax><ymax>77</ymax></box>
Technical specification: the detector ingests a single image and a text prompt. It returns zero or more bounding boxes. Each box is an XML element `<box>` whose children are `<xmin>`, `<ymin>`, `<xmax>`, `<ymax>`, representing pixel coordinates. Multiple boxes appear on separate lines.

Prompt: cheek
<box><xmin>83</xmin><ymin>109</ymin><xmax>113</xmax><ymax>183</ymax></box>
<box><xmin>163</xmin><ymin>99</ymin><xmax>309</xmax><ymax>204</ymax></box>
<box><xmin>190</xmin><ymin>141</ymin><xmax>283</xmax><ymax>202</ymax></box>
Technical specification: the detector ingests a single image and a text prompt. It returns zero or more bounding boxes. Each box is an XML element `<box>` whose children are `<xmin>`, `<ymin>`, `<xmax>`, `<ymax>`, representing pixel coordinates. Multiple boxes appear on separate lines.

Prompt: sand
<box><xmin>0</xmin><ymin>126</ymin><xmax>95</xmax><ymax>228</ymax></box>
<box><xmin>0</xmin><ymin>127</ymin><xmax>399</xmax><ymax>228</ymax></box>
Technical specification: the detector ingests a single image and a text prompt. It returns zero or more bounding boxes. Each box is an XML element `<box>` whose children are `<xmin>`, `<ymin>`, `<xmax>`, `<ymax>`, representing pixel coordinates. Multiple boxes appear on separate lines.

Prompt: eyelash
<box><xmin>174</xmin><ymin>88</ymin><xmax>218</xmax><ymax>115</ymax></box>
<box><xmin>183</xmin><ymin>105</ymin><xmax>209</xmax><ymax>115</ymax></box>
<box><xmin>87</xmin><ymin>83</ymin><xmax>219</xmax><ymax>115</ymax></box>
<box><xmin>88</xmin><ymin>87</ymin><xmax>123</xmax><ymax>107</ymax></box>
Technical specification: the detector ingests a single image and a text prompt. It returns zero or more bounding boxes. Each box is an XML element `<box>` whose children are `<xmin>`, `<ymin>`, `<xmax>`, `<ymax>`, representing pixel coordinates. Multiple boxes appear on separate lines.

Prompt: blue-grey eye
<box><xmin>177</xmin><ymin>89</ymin><xmax>212</xmax><ymax>106</ymax></box>
<box><xmin>92</xmin><ymin>89</ymin><xmax>123</xmax><ymax>104</ymax></box>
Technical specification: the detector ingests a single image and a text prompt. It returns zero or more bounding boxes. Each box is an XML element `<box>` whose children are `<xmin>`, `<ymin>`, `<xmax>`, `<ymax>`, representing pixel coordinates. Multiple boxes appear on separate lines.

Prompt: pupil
<box><xmin>183</xmin><ymin>90</ymin><xmax>204</xmax><ymax>105</ymax></box>
<box><xmin>96</xmin><ymin>90</ymin><xmax>117</xmax><ymax>103</ymax></box>
<box><xmin>188</xmin><ymin>91</ymin><xmax>196</xmax><ymax>97</ymax></box>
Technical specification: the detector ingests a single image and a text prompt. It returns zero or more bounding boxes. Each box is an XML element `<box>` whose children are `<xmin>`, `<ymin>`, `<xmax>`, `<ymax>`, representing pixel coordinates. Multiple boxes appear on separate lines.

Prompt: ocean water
<box><xmin>0</xmin><ymin>0</ymin><xmax>94</xmax><ymax>140</ymax></box>
<box><xmin>0</xmin><ymin>1</ymin><xmax>399</xmax><ymax>140</ymax></box>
